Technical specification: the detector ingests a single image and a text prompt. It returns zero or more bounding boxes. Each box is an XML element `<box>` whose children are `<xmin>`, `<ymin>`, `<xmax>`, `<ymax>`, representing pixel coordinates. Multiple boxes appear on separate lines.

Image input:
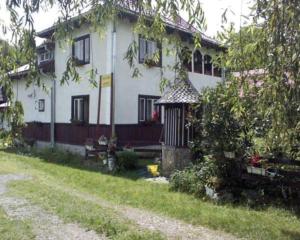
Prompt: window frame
<box><xmin>138</xmin><ymin>95</ymin><xmax>161</xmax><ymax>124</ymax></box>
<box><xmin>138</xmin><ymin>35</ymin><xmax>162</xmax><ymax>67</ymax></box>
<box><xmin>38</xmin><ymin>99</ymin><xmax>45</xmax><ymax>112</ymax></box>
<box><xmin>71</xmin><ymin>95</ymin><xmax>90</xmax><ymax>124</ymax></box>
<box><xmin>72</xmin><ymin>34</ymin><xmax>90</xmax><ymax>65</ymax></box>
<box><xmin>204</xmin><ymin>54</ymin><xmax>212</xmax><ymax>76</ymax></box>
<box><xmin>39</xmin><ymin>51</ymin><xmax>52</xmax><ymax>63</ymax></box>
<box><xmin>181</xmin><ymin>47</ymin><xmax>192</xmax><ymax>72</ymax></box>
<box><xmin>193</xmin><ymin>50</ymin><xmax>203</xmax><ymax>74</ymax></box>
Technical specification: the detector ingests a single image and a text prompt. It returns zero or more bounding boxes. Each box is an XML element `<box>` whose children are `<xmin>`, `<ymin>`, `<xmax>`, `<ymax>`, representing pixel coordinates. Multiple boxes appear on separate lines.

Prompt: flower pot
<box><xmin>224</xmin><ymin>151</ymin><xmax>235</xmax><ymax>159</ymax></box>
<box><xmin>123</xmin><ymin>147</ymin><xmax>134</xmax><ymax>152</ymax></box>
<box><xmin>247</xmin><ymin>166</ymin><xmax>266</xmax><ymax>176</ymax></box>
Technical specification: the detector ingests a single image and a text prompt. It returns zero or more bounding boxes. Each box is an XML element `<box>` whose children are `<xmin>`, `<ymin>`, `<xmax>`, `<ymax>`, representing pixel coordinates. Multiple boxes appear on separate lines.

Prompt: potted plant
<box><xmin>144</xmin><ymin>58</ymin><xmax>158</xmax><ymax>68</ymax></box>
<box><xmin>123</xmin><ymin>143</ymin><xmax>134</xmax><ymax>152</ymax></box>
<box><xmin>223</xmin><ymin>142</ymin><xmax>236</xmax><ymax>159</ymax></box>
<box><xmin>246</xmin><ymin>154</ymin><xmax>267</xmax><ymax>176</ymax></box>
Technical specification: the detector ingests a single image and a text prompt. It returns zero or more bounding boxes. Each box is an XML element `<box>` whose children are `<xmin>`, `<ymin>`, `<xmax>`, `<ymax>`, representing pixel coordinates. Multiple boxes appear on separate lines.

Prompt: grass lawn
<box><xmin>0</xmin><ymin>148</ymin><xmax>300</xmax><ymax>240</ymax></box>
<box><xmin>0</xmin><ymin>207</ymin><xmax>35</xmax><ymax>240</ymax></box>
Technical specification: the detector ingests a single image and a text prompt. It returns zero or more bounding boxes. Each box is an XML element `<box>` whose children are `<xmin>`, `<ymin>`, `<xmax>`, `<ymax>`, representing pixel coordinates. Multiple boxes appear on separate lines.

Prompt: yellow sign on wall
<box><xmin>101</xmin><ymin>74</ymin><xmax>112</xmax><ymax>88</ymax></box>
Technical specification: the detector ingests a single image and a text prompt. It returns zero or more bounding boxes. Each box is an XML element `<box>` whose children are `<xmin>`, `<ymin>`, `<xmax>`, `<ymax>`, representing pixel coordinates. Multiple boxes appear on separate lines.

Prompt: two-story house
<box><xmin>8</xmin><ymin>5</ymin><xmax>224</xmax><ymax>154</ymax></box>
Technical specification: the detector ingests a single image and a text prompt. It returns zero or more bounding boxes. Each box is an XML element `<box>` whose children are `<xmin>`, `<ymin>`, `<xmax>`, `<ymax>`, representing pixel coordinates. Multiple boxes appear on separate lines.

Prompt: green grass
<box><xmin>0</xmin><ymin>207</ymin><xmax>35</xmax><ymax>240</ymax></box>
<box><xmin>1</xmin><ymin>148</ymin><xmax>300</xmax><ymax>240</ymax></box>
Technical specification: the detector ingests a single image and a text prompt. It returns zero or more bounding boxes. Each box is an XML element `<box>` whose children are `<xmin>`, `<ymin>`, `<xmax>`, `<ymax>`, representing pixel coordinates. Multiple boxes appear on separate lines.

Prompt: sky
<box><xmin>0</xmin><ymin>0</ymin><xmax>254</xmax><ymax>43</ymax></box>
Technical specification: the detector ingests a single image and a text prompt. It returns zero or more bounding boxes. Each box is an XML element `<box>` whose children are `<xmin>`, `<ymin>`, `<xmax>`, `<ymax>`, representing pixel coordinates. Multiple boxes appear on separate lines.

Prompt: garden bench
<box><xmin>84</xmin><ymin>138</ymin><xmax>108</xmax><ymax>160</ymax></box>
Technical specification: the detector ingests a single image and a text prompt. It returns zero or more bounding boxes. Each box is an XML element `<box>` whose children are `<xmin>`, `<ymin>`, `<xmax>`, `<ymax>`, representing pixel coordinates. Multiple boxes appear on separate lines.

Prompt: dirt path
<box><xmin>0</xmin><ymin>174</ymin><xmax>106</xmax><ymax>240</ymax></box>
<box><xmin>1</xmin><ymin>173</ymin><xmax>239</xmax><ymax>240</ymax></box>
<box><xmin>50</xmin><ymin>180</ymin><xmax>239</xmax><ymax>240</ymax></box>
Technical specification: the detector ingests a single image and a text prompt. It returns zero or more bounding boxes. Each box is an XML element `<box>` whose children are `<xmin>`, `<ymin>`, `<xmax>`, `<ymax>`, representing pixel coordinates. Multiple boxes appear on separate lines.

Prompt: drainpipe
<box><xmin>40</xmin><ymin>68</ymin><xmax>56</xmax><ymax>148</ymax></box>
<box><xmin>50</xmin><ymin>79</ymin><xmax>56</xmax><ymax>148</ymax></box>
<box><xmin>111</xmin><ymin>20</ymin><xmax>116</xmax><ymax>138</ymax></box>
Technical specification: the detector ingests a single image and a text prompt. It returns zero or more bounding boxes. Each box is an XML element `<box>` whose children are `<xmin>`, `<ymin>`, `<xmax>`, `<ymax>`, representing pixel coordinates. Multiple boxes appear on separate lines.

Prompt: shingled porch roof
<box><xmin>156</xmin><ymin>79</ymin><xmax>199</xmax><ymax>105</ymax></box>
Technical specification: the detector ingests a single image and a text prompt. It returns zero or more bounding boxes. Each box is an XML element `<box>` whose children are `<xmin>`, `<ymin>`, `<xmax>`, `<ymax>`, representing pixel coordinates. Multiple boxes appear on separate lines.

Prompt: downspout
<box><xmin>111</xmin><ymin>19</ymin><xmax>117</xmax><ymax>138</ymax></box>
<box><xmin>40</xmin><ymin>68</ymin><xmax>56</xmax><ymax>148</ymax></box>
<box><xmin>50</xmin><ymin>79</ymin><xmax>56</xmax><ymax>148</ymax></box>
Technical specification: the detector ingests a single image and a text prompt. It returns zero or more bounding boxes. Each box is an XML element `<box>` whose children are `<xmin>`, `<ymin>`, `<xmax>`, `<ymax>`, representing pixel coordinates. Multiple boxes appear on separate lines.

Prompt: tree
<box><xmin>203</xmin><ymin>0</ymin><xmax>300</xmax><ymax>160</ymax></box>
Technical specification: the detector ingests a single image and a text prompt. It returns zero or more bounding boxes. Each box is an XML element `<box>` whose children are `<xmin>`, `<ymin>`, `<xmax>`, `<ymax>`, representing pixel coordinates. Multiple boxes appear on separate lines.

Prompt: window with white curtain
<box><xmin>139</xmin><ymin>36</ymin><xmax>161</xmax><ymax>66</ymax></box>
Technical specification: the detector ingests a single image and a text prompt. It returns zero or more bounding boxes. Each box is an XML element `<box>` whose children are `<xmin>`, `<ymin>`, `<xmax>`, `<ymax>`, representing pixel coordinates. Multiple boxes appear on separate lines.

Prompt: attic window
<box><xmin>39</xmin><ymin>51</ymin><xmax>52</xmax><ymax>63</ymax></box>
<box><xmin>204</xmin><ymin>55</ymin><xmax>212</xmax><ymax>75</ymax></box>
<box><xmin>181</xmin><ymin>47</ymin><xmax>192</xmax><ymax>72</ymax></box>
<box><xmin>214</xmin><ymin>66</ymin><xmax>222</xmax><ymax>77</ymax></box>
<box><xmin>139</xmin><ymin>36</ymin><xmax>162</xmax><ymax>67</ymax></box>
<box><xmin>72</xmin><ymin>35</ymin><xmax>90</xmax><ymax>65</ymax></box>
<box><xmin>193</xmin><ymin>50</ymin><xmax>203</xmax><ymax>74</ymax></box>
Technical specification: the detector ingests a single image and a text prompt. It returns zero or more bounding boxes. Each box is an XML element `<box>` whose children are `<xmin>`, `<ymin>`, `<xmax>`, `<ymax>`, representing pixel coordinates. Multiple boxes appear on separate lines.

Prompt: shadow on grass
<box><xmin>3</xmin><ymin>147</ymin><xmax>143</xmax><ymax>181</ymax></box>
<box><xmin>281</xmin><ymin>229</ymin><xmax>300</xmax><ymax>240</ymax></box>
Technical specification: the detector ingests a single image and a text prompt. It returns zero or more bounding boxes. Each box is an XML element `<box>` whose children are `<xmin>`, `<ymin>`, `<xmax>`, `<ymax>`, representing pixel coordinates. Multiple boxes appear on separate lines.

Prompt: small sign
<box><xmin>101</xmin><ymin>74</ymin><xmax>112</xmax><ymax>88</ymax></box>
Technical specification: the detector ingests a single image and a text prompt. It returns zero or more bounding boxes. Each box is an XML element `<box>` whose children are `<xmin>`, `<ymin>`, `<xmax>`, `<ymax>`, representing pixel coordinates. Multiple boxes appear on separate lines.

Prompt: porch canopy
<box><xmin>156</xmin><ymin>78</ymin><xmax>199</xmax><ymax>147</ymax></box>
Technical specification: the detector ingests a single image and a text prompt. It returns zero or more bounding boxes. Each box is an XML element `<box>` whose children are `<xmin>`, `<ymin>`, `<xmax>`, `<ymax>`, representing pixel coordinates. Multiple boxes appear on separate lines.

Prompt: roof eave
<box><xmin>36</xmin><ymin>8</ymin><xmax>224</xmax><ymax>50</ymax></box>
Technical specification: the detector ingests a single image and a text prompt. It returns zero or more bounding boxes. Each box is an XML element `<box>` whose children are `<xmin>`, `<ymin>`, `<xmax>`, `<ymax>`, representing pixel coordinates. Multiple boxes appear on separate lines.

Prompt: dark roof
<box><xmin>36</xmin><ymin>3</ymin><xmax>222</xmax><ymax>49</ymax></box>
<box><xmin>156</xmin><ymin>78</ymin><xmax>199</xmax><ymax>105</ymax></box>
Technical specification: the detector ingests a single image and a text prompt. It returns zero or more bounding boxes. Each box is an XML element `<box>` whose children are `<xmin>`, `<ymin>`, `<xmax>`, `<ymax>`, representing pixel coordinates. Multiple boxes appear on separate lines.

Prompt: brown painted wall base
<box><xmin>22</xmin><ymin>122</ymin><xmax>162</xmax><ymax>146</ymax></box>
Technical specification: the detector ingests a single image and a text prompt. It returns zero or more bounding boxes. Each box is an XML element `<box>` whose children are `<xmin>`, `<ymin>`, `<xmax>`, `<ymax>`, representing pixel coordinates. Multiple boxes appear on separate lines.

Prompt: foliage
<box><xmin>216</xmin><ymin>1</ymin><xmax>300</xmax><ymax>160</ymax></box>
<box><xmin>2</xmin><ymin>0</ymin><xmax>206</xmax><ymax>85</ymax></box>
<box><xmin>192</xmin><ymin>83</ymin><xmax>243</xmax><ymax>158</ymax></box>
<box><xmin>170</xmin><ymin>154</ymin><xmax>240</xmax><ymax>197</ymax></box>
<box><xmin>116</xmin><ymin>151</ymin><xmax>139</xmax><ymax>170</ymax></box>
<box><xmin>170</xmin><ymin>155</ymin><xmax>218</xmax><ymax>196</ymax></box>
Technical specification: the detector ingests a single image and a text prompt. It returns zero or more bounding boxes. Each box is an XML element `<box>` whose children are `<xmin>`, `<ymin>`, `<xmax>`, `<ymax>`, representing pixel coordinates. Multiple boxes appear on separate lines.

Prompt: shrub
<box><xmin>116</xmin><ymin>151</ymin><xmax>139</xmax><ymax>170</ymax></box>
<box><xmin>16</xmin><ymin>147</ymin><xmax>82</xmax><ymax>165</ymax></box>
<box><xmin>170</xmin><ymin>166</ymin><xmax>205</xmax><ymax>196</ymax></box>
<box><xmin>170</xmin><ymin>155</ymin><xmax>220</xmax><ymax>197</ymax></box>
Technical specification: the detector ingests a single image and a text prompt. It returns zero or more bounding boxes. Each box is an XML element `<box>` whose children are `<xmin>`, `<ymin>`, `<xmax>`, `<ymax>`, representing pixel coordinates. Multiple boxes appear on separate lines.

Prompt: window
<box><xmin>39</xmin><ymin>51</ymin><xmax>52</xmax><ymax>63</ymax></box>
<box><xmin>181</xmin><ymin>47</ymin><xmax>192</xmax><ymax>72</ymax></box>
<box><xmin>138</xmin><ymin>95</ymin><xmax>161</xmax><ymax>123</ymax></box>
<box><xmin>71</xmin><ymin>95</ymin><xmax>89</xmax><ymax>123</ymax></box>
<box><xmin>38</xmin><ymin>99</ymin><xmax>45</xmax><ymax>112</ymax></box>
<box><xmin>204</xmin><ymin>55</ymin><xmax>212</xmax><ymax>75</ymax></box>
<box><xmin>214</xmin><ymin>66</ymin><xmax>222</xmax><ymax>77</ymax></box>
<box><xmin>139</xmin><ymin>36</ymin><xmax>162</xmax><ymax>67</ymax></box>
<box><xmin>72</xmin><ymin>35</ymin><xmax>90</xmax><ymax>65</ymax></box>
<box><xmin>193</xmin><ymin>50</ymin><xmax>203</xmax><ymax>74</ymax></box>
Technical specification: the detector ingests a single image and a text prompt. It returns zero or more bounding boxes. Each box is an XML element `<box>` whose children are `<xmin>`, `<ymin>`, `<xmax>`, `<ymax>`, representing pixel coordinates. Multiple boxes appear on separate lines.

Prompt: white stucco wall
<box><xmin>54</xmin><ymin>23</ymin><xmax>113</xmax><ymax>125</ymax></box>
<box><xmin>114</xmin><ymin>19</ymin><xmax>221</xmax><ymax>124</ymax></box>
<box><xmin>13</xmin><ymin>19</ymin><xmax>222</xmax><ymax>126</ymax></box>
<box><xmin>12</xmin><ymin>75</ymin><xmax>52</xmax><ymax>123</ymax></box>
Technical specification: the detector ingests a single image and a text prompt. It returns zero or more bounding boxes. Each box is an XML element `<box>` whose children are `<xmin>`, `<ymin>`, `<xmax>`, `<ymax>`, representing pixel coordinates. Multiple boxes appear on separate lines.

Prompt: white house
<box><xmin>8</xmin><ymin>4</ymin><xmax>224</xmax><ymax>154</ymax></box>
